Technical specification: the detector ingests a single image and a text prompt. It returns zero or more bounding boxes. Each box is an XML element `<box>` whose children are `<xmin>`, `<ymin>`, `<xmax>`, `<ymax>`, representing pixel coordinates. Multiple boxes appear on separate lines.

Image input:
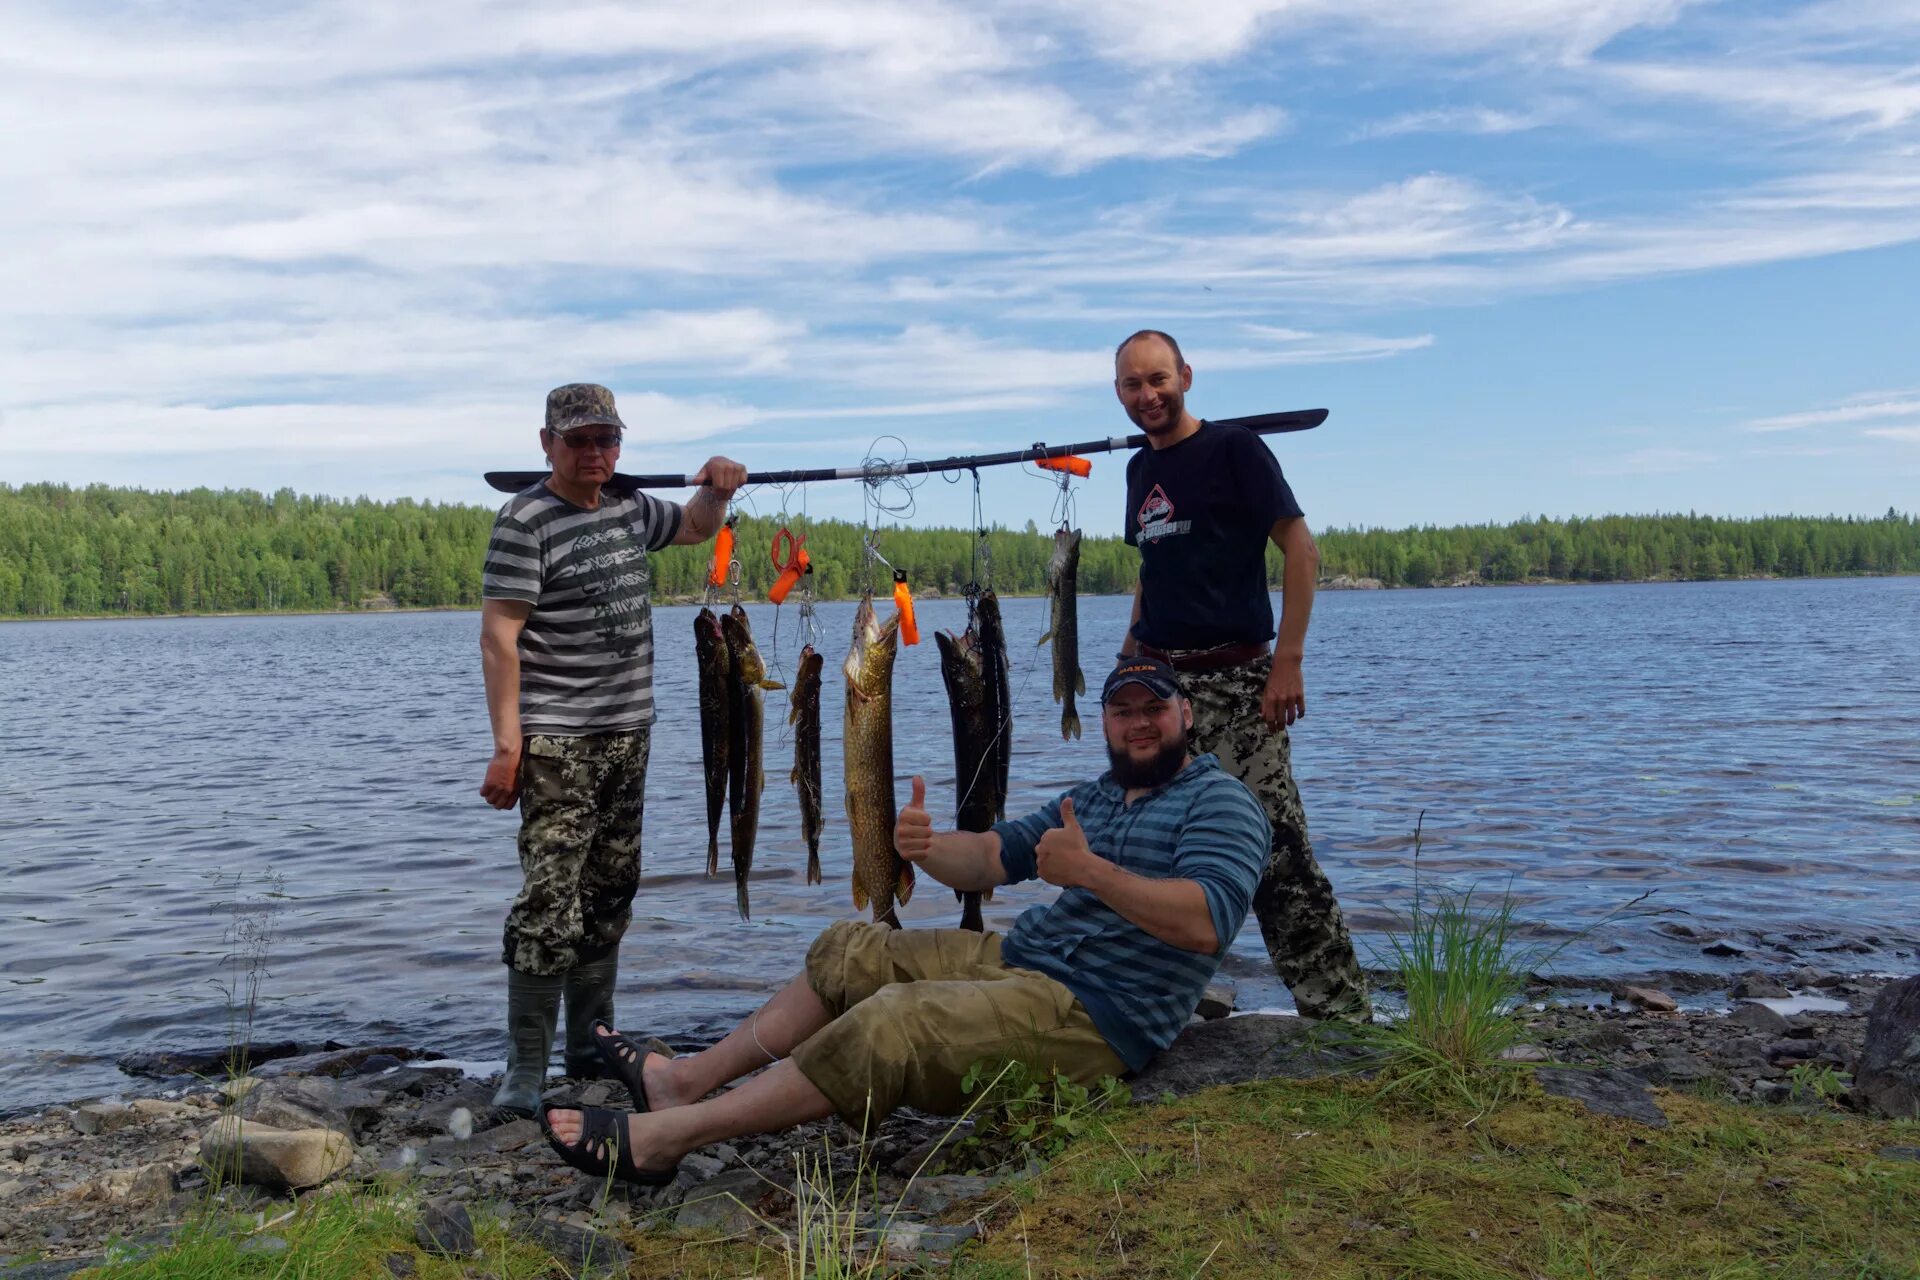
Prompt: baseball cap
<box><xmin>1101</xmin><ymin>654</ymin><xmax>1186</xmax><ymax>704</ymax></box>
<box><xmin>545</xmin><ymin>383</ymin><xmax>627</xmax><ymax>434</ymax></box>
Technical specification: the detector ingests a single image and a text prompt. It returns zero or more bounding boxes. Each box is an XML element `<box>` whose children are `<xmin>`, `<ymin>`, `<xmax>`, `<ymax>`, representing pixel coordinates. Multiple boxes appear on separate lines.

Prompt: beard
<box><xmin>1106</xmin><ymin>731</ymin><xmax>1190</xmax><ymax>790</ymax></box>
<box><xmin>1124</xmin><ymin>386</ymin><xmax>1185</xmax><ymax>436</ymax></box>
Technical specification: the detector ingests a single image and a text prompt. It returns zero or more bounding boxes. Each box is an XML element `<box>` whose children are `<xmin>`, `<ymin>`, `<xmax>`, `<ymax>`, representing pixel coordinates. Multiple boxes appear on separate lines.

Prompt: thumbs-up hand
<box><xmin>896</xmin><ymin>775</ymin><xmax>935</xmax><ymax>863</ymax></box>
<box><xmin>1035</xmin><ymin>794</ymin><xmax>1097</xmax><ymax>888</ymax></box>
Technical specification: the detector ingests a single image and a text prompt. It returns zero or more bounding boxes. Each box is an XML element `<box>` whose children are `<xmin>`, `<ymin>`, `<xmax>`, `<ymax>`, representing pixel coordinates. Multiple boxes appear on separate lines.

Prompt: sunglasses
<box><xmin>550</xmin><ymin>431</ymin><xmax>622</xmax><ymax>451</ymax></box>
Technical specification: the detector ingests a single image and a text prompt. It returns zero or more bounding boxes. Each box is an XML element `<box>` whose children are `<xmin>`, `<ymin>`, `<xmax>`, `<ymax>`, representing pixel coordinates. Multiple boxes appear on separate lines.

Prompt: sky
<box><xmin>3</xmin><ymin>0</ymin><xmax>1918</xmax><ymax>536</ymax></box>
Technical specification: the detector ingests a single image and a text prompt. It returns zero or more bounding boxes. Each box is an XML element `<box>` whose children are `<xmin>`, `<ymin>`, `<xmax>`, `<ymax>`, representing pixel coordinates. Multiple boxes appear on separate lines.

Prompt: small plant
<box><xmin>960</xmin><ymin>1057</ymin><xmax>1129</xmax><ymax>1161</ymax></box>
<box><xmin>1787</xmin><ymin>1061</ymin><xmax>1849</xmax><ymax>1107</ymax></box>
<box><xmin>205</xmin><ymin>867</ymin><xmax>286</xmax><ymax>1080</ymax></box>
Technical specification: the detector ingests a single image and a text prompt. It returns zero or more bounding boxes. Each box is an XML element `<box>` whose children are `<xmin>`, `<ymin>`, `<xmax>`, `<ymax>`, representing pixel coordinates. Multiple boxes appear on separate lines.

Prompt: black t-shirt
<box><xmin>1124</xmin><ymin>420</ymin><xmax>1304</xmax><ymax>650</ymax></box>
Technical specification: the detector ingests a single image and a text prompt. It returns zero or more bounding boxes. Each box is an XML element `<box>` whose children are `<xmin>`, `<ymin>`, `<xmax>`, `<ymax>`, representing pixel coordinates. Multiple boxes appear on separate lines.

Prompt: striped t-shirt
<box><xmin>481</xmin><ymin>483</ymin><xmax>684</xmax><ymax>735</ymax></box>
<box><xmin>994</xmin><ymin>754</ymin><xmax>1270</xmax><ymax>1073</ymax></box>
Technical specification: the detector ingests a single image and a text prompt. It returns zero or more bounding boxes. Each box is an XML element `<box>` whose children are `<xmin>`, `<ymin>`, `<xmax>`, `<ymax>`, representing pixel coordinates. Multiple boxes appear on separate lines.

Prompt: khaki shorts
<box><xmin>790</xmin><ymin>920</ymin><xmax>1126</xmax><ymax>1127</ymax></box>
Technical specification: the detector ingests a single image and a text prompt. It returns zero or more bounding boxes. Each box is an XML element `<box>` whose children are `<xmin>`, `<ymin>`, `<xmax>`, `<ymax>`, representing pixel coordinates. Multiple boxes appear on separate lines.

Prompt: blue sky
<box><xmin>3</xmin><ymin>0</ymin><xmax>1917</xmax><ymax>536</ymax></box>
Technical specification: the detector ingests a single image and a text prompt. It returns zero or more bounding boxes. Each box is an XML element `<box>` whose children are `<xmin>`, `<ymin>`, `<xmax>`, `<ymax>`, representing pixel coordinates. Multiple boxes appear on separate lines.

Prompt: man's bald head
<box><xmin>1115</xmin><ymin>329</ymin><xmax>1185</xmax><ymax>371</ymax></box>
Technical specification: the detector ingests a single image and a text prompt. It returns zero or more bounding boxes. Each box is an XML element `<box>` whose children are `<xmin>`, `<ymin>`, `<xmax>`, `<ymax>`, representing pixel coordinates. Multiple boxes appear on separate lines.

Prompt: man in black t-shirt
<box><xmin>1114</xmin><ymin>330</ymin><xmax>1369</xmax><ymax>1023</ymax></box>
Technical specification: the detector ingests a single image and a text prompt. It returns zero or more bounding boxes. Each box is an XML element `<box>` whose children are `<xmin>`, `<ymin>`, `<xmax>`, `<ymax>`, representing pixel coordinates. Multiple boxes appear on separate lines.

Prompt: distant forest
<box><xmin>0</xmin><ymin>483</ymin><xmax>1914</xmax><ymax>618</ymax></box>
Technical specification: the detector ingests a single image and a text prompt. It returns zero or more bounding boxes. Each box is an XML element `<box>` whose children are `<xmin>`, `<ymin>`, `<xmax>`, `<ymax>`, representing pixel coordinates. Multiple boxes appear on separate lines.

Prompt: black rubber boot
<box><xmin>562</xmin><ymin>951</ymin><xmax>619</xmax><ymax>1079</ymax></box>
<box><xmin>492</xmin><ymin>969</ymin><xmax>562</xmax><ymax>1116</ymax></box>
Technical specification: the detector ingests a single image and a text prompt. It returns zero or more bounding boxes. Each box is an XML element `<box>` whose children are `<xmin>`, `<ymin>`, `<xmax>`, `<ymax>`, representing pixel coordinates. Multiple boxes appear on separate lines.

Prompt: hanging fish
<box><xmin>721</xmin><ymin>605</ymin><xmax>783</xmax><ymax>921</ymax></box>
<box><xmin>695</xmin><ymin>607</ymin><xmax>731</xmax><ymax>876</ymax></box>
<box><xmin>974</xmin><ymin>588</ymin><xmax>1012</xmax><ymax>819</ymax></box>
<box><xmin>844</xmin><ymin>593</ymin><xmax>913</xmax><ymax>928</ymax></box>
<box><xmin>789</xmin><ymin>645</ymin><xmax>825</xmax><ymax>886</ymax></box>
<box><xmin>1038</xmin><ymin>527</ymin><xmax>1085</xmax><ymax>740</ymax></box>
<box><xmin>936</xmin><ymin>619</ymin><xmax>1000</xmax><ymax>932</ymax></box>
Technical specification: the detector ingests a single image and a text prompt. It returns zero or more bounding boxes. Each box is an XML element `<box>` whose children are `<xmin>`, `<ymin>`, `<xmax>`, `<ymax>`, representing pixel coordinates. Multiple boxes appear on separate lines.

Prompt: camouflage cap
<box><xmin>544</xmin><ymin>383</ymin><xmax>627</xmax><ymax>434</ymax></box>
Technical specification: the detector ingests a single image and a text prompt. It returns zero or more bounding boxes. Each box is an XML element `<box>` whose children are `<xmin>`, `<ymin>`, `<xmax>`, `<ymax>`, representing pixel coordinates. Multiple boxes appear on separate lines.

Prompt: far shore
<box><xmin>0</xmin><ymin>569</ymin><xmax>1910</xmax><ymax>626</ymax></box>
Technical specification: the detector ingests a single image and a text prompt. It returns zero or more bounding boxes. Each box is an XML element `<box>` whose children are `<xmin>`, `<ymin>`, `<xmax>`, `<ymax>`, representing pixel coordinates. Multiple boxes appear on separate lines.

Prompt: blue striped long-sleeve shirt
<box><xmin>994</xmin><ymin>754</ymin><xmax>1270</xmax><ymax>1073</ymax></box>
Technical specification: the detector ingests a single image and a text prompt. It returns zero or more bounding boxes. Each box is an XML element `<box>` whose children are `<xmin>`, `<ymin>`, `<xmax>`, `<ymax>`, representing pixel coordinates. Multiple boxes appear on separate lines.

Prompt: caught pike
<box><xmin>936</xmin><ymin>618</ymin><xmax>1001</xmax><ymax>932</ymax></box>
<box><xmin>695</xmin><ymin>607</ymin><xmax>731</xmax><ymax>876</ymax></box>
<box><xmin>1038</xmin><ymin>527</ymin><xmax>1085</xmax><ymax>740</ymax></box>
<box><xmin>974</xmin><ymin>588</ymin><xmax>1012</xmax><ymax>817</ymax></box>
<box><xmin>844</xmin><ymin>593</ymin><xmax>913</xmax><ymax>928</ymax></box>
<box><xmin>788</xmin><ymin>645</ymin><xmax>825</xmax><ymax>886</ymax></box>
<box><xmin>721</xmin><ymin>605</ymin><xmax>783</xmax><ymax>921</ymax></box>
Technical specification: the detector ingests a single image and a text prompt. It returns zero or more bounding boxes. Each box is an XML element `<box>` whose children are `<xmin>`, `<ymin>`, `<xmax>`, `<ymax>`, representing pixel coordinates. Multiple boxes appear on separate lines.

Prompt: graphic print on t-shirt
<box><xmin>563</xmin><ymin>523</ymin><xmax>652</xmax><ymax>658</ymax></box>
<box><xmin>1135</xmin><ymin>483</ymin><xmax>1191</xmax><ymax>542</ymax></box>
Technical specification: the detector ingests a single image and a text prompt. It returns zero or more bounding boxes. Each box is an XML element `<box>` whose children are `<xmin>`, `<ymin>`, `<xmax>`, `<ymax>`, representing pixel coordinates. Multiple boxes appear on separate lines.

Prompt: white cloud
<box><xmin>1606</xmin><ymin>61</ymin><xmax>1920</xmax><ymax>130</ymax></box>
<box><xmin>1864</xmin><ymin>426</ymin><xmax>1920</xmax><ymax>443</ymax></box>
<box><xmin>1743</xmin><ymin>398</ymin><xmax>1920</xmax><ymax>432</ymax></box>
<box><xmin>1355</xmin><ymin>107</ymin><xmax>1549</xmax><ymax>139</ymax></box>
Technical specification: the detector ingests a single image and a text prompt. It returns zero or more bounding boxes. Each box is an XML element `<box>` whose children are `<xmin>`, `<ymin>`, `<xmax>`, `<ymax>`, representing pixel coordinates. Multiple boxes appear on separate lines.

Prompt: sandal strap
<box><xmin>590</xmin><ymin>1020</ymin><xmax>653</xmax><ymax>1113</ymax></box>
<box><xmin>540</xmin><ymin>1103</ymin><xmax>678</xmax><ymax>1188</ymax></box>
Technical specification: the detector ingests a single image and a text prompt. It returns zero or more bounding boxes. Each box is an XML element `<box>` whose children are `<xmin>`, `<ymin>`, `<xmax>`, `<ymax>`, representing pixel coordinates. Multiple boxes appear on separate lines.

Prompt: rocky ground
<box><xmin>2</xmin><ymin>968</ymin><xmax>1911</xmax><ymax>1277</ymax></box>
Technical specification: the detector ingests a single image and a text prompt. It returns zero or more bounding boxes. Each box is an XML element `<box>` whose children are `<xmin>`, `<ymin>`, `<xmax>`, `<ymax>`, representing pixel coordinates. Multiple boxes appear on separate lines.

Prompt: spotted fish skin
<box><xmin>695</xmin><ymin>608</ymin><xmax>731</xmax><ymax>876</ymax></box>
<box><xmin>1039</xmin><ymin>527</ymin><xmax>1085</xmax><ymax>740</ymax></box>
<box><xmin>974</xmin><ymin>589</ymin><xmax>1012</xmax><ymax>820</ymax></box>
<box><xmin>789</xmin><ymin>646</ymin><xmax>825</xmax><ymax>886</ymax></box>
<box><xmin>844</xmin><ymin>594</ymin><xmax>912</xmax><ymax>928</ymax></box>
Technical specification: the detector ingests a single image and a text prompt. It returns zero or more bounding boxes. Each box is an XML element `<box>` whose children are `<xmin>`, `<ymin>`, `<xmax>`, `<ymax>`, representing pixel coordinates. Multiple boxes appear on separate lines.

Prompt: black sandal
<box><xmin>538</xmin><ymin>1103</ymin><xmax>679</xmax><ymax>1187</ymax></box>
<box><xmin>590</xmin><ymin>1019</ymin><xmax>658</xmax><ymax>1112</ymax></box>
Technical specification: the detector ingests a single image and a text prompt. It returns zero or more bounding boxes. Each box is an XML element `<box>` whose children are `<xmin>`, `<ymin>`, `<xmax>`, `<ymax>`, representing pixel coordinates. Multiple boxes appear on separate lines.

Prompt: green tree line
<box><xmin>0</xmin><ymin>483</ymin><xmax>1913</xmax><ymax>618</ymax></box>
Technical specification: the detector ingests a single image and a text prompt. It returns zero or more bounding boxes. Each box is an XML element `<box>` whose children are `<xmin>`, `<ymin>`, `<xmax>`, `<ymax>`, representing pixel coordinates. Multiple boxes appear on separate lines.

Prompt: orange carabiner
<box><xmin>1034</xmin><ymin>454</ymin><xmax>1091</xmax><ymax>478</ymax></box>
<box><xmin>708</xmin><ymin>517</ymin><xmax>736</xmax><ymax>589</ymax></box>
<box><xmin>892</xmin><ymin>570</ymin><xmax>919</xmax><ymax>646</ymax></box>
<box><xmin>769</xmin><ymin>526</ymin><xmax>811</xmax><ymax>604</ymax></box>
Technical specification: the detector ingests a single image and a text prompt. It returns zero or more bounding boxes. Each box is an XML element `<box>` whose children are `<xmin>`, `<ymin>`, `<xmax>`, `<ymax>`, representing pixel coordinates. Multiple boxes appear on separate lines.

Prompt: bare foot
<box><xmin>591</xmin><ymin>1024</ymin><xmax>695</xmax><ymax>1109</ymax></box>
<box><xmin>543</xmin><ymin>1107</ymin><xmax>677</xmax><ymax>1174</ymax></box>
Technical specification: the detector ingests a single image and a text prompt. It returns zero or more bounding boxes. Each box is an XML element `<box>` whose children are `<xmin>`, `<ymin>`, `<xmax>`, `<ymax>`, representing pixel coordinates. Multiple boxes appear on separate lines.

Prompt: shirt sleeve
<box><xmin>1233</xmin><ymin>430</ymin><xmax>1304</xmax><ymax>529</ymax></box>
<box><xmin>481</xmin><ymin>506</ymin><xmax>543</xmax><ymax>603</ymax></box>
<box><xmin>635</xmin><ymin>493</ymin><xmax>684</xmax><ymax>552</ymax></box>
<box><xmin>1170</xmin><ymin>778</ymin><xmax>1271</xmax><ymax>955</ymax></box>
<box><xmin>991</xmin><ymin>790</ymin><xmax>1070</xmax><ymax>885</ymax></box>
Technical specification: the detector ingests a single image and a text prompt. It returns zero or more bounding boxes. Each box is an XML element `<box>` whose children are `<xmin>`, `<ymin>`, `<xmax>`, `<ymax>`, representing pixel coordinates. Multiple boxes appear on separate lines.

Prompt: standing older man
<box><xmin>1114</xmin><ymin>330</ymin><xmax>1370</xmax><ymax>1023</ymax></box>
<box><xmin>479</xmin><ymin>382</ymin><xmax>747</xmax><ymax>1114</ymax></box>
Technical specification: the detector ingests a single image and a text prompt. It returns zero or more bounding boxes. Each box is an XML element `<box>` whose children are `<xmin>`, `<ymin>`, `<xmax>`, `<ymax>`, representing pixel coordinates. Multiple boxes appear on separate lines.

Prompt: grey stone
<box><xmin>897</xmin><ymin>1173</ymin><xmax>997</xmax><ymax>1216</ymax></box>
<box><xmin>424</xmin><ymin>1117</ymin><xmax>541</xmax><ymax>1157</ymax></box>
<box><xmin>70</xmin><ymin>1104</ymin><xmax>138</xmax><ymax>1137</ymax></box>
<box><xmin>243</xmin><ymin>1077</ymin><xmax>385</xmax><ymax>1142</ymax></box>
<box><xmin>1726</xmin><ymin>1002</ymin><xmax>1789</xmax><ymax>1037</ymax></box>
<box><xmin>1535</xmin><ymin>1067</ymin><xmax>1669</xmax><ymax>1128</ymax></box>
<box><xmin>1701</xmin><ymin>940</ymin><xmax>1746</xmax><ymax>958</ymax></box>
<box><xmin>413</xmin><ymin>1083</ymin><xmax>497</xmax><ymax>1134</ymax></box>
<box><xmin>674</xmin><ymin>1168</ymin><xmax>772</xmax><ymax>1234</ymax></box>
<box><xmin>1632</xmin><ymin>1052</ymin><xmax>1711</xmax><ymax>1087</ymax></box>
<box><xmin>415</xmin><ymin>1200</ymin><xmax>476</xmax><ymax>1258</ymax></box>
<box><xmin>1499</xmin><ymin>1044</ymin><xmax>1552</xmax><ymax>1064</ymax></box>
<box><xmin>1766</xmin><ymin>1040</ymin><xmax>1816</xmax><ymax>1065</ymax></box>
<box><xmin>1877</xmin><ymin>1146</ymin><xmax>1919</xmax><ymax>1163</ymax></box>
<box><xmin>1855</xmin><ymin>975</ymin><xmax>1920</xmax><ymax>1119</ymax></box>
<box><xmin>1730</xmin><ymin>973</ymin><xmax>1790</xmax><ymax>1000</ymax></box>
<box><xmin>1790</xmin><ymin>966</ymin><xmax>1833</xmax><ymax>988</ymax></box>
<box><xmin>116</xmin><ymin>1042</ymin><xmax>307</xmax><ymax>1080</ymax></box>
<box><xmin>0</xmin><ymin>1258</ymin><xmax>103</xmax><ymax>1279</ymax></box>
<box><xmin>357</xmin><ymin>1066</ymin><xmax>461</xmax><ymax>1099</ymax></box>
<box><xmin>525</xmin><ymin>1219</ymin><xmax>632</xmax><ymax>1277</ymax></box>
<box><xmin>1128</xmin><ymin>1014</ymin><xmax>1372</xmax><ymax>1103</ymax></box>
<box><xmin>383</xmin><ymin>1253</ymin><xmax>417</xmax><ymax>1278</ymax></box>
<box><xmin>1195</xmin><ymin>980</ymin><xmax>1236</xmax><ymax>1021</ymax></box>
<box><xmin>884</xmin><ymin>1219</ymin><xmax>980</xmax><ymax>1258</ymax></box>
<box><xmin>1784</xmin><ymin>1014</ymin><xmax>1820</xmax><ymax>1039</ymax></box>
<box><xmin>237</xmin><ymin>1236</ymin><xmax>288</xmax><ymax>1256</ymax></box>
<box><xmin>678</xmin><ymin>1153</ymin><xmax>726</xmax><ymax>1182</ymax></box>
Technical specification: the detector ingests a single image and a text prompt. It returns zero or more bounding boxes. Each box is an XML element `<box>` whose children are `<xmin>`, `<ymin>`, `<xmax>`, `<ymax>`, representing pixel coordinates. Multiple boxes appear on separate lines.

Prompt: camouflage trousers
<box><xmin>1180</xmin><ymin>659</ymin><xmax>1371</xmax><ymax>1022</ymax></box>
<box><xmin>502</xmin><ymin>728</ymin><xmax>651</xmax><ymax>977</ymax></box>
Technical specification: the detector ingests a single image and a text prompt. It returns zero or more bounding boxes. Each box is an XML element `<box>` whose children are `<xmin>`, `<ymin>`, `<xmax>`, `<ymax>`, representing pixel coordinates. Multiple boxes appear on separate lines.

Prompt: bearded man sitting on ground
<box><xmin>538</xmin><ymin>655</ymin><xmax>1270</xmax><ymax>1185</ymax></box>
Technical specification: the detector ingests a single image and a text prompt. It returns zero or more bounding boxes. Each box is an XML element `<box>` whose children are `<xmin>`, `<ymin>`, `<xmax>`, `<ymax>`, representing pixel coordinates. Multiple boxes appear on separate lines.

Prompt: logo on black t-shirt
<box><xmin>1138</xmin><ymin>484</ymin><xmax>1174</xmax><ymax>528</ymax></box>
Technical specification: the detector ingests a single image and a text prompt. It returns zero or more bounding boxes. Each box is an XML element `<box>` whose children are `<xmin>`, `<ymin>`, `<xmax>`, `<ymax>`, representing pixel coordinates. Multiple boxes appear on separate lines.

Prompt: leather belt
<box><xmin>1137</xmin><ymin>641</ymin><xmax>1270</xmax><ymax>674</ymax></box>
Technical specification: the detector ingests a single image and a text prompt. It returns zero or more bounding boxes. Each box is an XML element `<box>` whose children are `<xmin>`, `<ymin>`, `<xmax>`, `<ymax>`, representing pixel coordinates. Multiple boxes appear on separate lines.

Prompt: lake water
<box><xmin>2</xmin><ymin>578</ymin><xmax>1917</xmax><ymax>1114</ymax></box>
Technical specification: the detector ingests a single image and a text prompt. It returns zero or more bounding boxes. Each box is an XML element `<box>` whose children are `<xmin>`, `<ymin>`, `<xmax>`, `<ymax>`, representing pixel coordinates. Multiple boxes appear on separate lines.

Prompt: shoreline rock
<box><xmin>2</xmin><ymin>970</ymin><xmax>1907</xmax><ymax>1268</ymax></box>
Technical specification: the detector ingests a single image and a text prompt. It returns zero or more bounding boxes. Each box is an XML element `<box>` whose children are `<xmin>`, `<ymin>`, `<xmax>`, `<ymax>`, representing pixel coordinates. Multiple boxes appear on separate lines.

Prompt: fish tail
<box><xmin>1074</xmin><ymin>667</ymin><xmax>1085</xmax><ymax>695</ymax></box>
<box><xmin>895</xmin><ymin>859</ymin><xmax>915</xmax><ymax>905</ymax></box>
<box><xmin>706</xmin><ymin>838</ymin><xmax>719</xmax><ymax>878</ymax></box>
<box><xmin>806</xmin><ymin>847</ymin><xmax>822</xmax><ymax>886</ymax></box>
<box><xmin>852</xmin><ymin>873</ymin><xmax>869</xmax><ymax>911</ymax></box>
<box><xmin>736</xmin><ymin>876</ymin><xmax>751</xmax><ymax>923</ymax></box>
<box><xmin>1062</xmin><ymin>702</ymin><xmax>1081</xmax><ymax>741</ymax></box>
<box><xmin>958</xmin><ymin>890</ymin><xmax>983</xmax><ymax>933</ymax></box>
<box><xmin>1036</xmin><ymin>628</ymin><xmax>1052</xmax><ymax>647</ymax></box>
<box><xmin>875</xmin><ymin>902</ymin><xmax>901</xmax><ymax>930</ymax></box>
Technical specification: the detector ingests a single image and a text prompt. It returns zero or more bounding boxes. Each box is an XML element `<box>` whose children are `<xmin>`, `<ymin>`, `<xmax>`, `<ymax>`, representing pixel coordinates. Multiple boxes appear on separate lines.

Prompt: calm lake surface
<box><xmin>3</xmin><ymin>578</ymin><xmax>1917</xmax><ymax>1113</ymax></box>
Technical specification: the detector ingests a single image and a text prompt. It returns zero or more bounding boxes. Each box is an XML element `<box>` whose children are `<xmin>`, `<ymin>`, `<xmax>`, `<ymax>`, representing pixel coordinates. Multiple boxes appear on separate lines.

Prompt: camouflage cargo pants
<box><xmin>1180</xmin><ymin>659</ymin><xmax>1370</xmax><ymax>1022</ymax></box>
<box><xmin>502</xmin><ymin>728</ymin><xmax>650</xmax><ymax>977</ymax></box>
